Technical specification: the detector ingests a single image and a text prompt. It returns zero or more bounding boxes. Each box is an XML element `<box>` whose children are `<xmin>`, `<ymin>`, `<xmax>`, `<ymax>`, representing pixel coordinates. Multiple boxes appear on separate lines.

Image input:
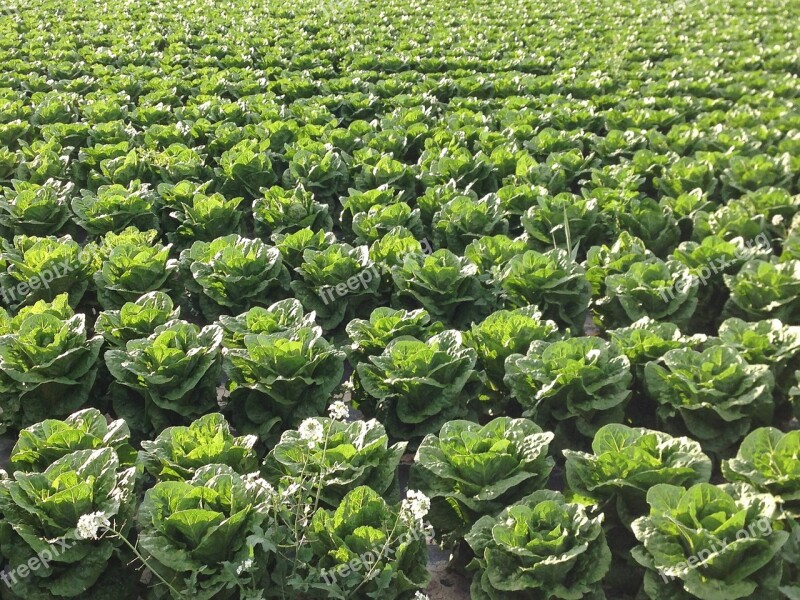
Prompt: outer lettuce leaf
<box><xmin>410</xmin><ymin>417</ymin><xmax>554</xmax><ymax>541</ymax></box>
<box><xmin>505</xmin><ymin>337</ymin><xmax>632</xmax><ymax>445</ymax></box>
<box><xmin>644</xmin><ymin>345</ymin><xmax>775</xmax><ymax>455</ymax></box>
<box><xmin>139</xmin><ymin>413</ymin><xmax>258</xmax><ymax>482</ymax></box>
<box><xmin>465</xmin><ymin>490</ymin><xmax>610</xmax><ymax>600</ymax></box>
<box><xmin>356</xmin><ymin>330</ymin><xmax>480</xmax><ymax>441</ymax></box>
<box><xmin>631</xmin><ymin>483</ymin><xmax>790</xmax><ymax>600</ymax></box>
<box><xmin>264</xmin><ymin>417</ymin><xmax>405</xmax><ymax>507</ymax></box>
<box><xmin>722</xmin><ymin>427</ymin><xmax>800</xmax><ymax>518</ymax></box>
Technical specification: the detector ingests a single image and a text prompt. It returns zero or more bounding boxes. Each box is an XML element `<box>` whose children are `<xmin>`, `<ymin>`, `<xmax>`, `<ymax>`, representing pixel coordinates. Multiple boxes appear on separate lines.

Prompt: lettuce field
<box><xmin>1</xmin><ymin>0</ymin><xmax>800</xmax><ymax>598</ymax></box>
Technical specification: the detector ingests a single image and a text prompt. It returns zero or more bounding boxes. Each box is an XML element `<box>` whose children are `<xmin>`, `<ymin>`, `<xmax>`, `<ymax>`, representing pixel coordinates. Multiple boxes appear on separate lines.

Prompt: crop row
<box><xmin>1</xmin><ymin>406</ymin><xmax>799</xmax><ymax>600</ymax></box>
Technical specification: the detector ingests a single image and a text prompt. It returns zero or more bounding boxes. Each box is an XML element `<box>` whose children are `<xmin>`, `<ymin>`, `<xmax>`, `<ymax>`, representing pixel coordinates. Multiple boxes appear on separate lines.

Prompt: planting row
<box><xmin>1</xmin><ymin>409</ymin><xmax>798</xmax><ymax>599</ymax></box>
<box><xmin>2</xmin><ymin>183</ymin><xmax>800</xmax><ymax>324</ymax></box>
<box><xmin>1</xmin><ymin>293</ymin><xmax>799</xmax><ymax>455</ymax></box>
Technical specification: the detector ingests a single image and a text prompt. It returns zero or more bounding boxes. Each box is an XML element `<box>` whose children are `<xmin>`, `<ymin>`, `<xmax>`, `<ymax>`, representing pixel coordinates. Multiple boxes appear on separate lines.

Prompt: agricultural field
<box><xmin>1</xmin><ymin>0</ymin><xmax>800</xmax><ymax>598</ymax></box>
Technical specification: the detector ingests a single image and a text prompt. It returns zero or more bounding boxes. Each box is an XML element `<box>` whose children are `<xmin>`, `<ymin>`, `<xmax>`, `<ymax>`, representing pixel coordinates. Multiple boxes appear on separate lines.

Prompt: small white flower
<box><xmin>772</xmin><ymin>214</ymin><xmax>784</xmax><ymax>226</ymax></box>
<box><xmin>236</xmin><ymin>558</ymin><xmax>255</xmax><ymax>575</ymax></box>
<box><xmin>413</xmin><ymin>592</ymin><xmax>429</xmax><ymax>600</ymax></box>
<box><xmin>585</xmin><ymin>348</ymin><xmax>601</xmax><ymax>362</ymax></box>
<box><xmin>401</xmin><ymin>490</ymin><xmax>430</xmax><ymax>524</ymax></box>
<box><xmin>328</xmin><ymin>400</ymin><xmax>349</xmax><ymax>421</ymax></box>
<box><xmin>75</xmin><ymin>512</ymin><xmax>110</xmax><ymax>540</ymax></box>
<box><xmin>298</xmin><ymin>418</ymin><xmax>324</xmax><ymax>447</ymax></box>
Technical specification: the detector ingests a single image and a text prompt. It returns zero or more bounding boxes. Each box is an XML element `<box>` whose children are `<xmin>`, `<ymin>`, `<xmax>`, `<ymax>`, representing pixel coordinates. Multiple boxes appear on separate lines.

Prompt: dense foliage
<box><xmin>631</xmin><ymin>483</ymin><xmax>791</xmax><ymax>600</ymax></box>
<box><xmin>465</xmin><ymin>490</ymin><xmax>611</xmax><ymax>600</ymax></box>
<box><xmin>0</xmin><ymin>0</ymin><xmax>799</xmax><ymax>597</ymax></box>
<box><xmin>410</xmin><ymin>417</ymin><xmax>554</xmax><ymax>542</ymax></box>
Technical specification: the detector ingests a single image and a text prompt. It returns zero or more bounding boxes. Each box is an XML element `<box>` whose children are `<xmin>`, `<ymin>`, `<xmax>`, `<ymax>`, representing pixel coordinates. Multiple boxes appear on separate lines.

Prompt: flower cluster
<box><xmin>328</xmin><ymin>400</ymin><xmax>349</xmax><ymax>421</ymax></box>
<box><xmin>298</xmin><ymin>418</ymin><xmax>325</xmax><ymax>446</ymax></box>
<box><xmin>75</xmin><ymin>511</ymin><xmax>111</xmax><ymax>540</ymax></box>
<box><xmin>401</xmin><ymin>489</ymin><xmax>431</xmax><ymax>526</ymax></box>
